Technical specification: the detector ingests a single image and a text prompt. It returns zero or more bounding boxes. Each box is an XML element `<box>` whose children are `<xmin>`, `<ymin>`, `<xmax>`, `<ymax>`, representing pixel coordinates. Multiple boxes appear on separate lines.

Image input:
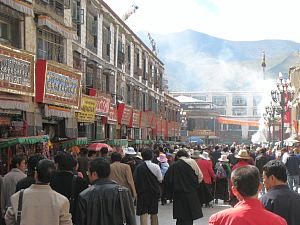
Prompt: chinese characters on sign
<box><xmin>96</xmin><ymin>94</ymin><xmax>111</xmax><ymax>115</ymax></box>
<box><xmin>36</xmin><ymin>60</ymin><xmax>82</xmax><ymax>108</ymax></box>
<box><xmin>45</xmin><ymin>71</ymin><xmax>78</xmax><ymax>100</ymax></box>
<box><xmin>76</xmin><ymin>95</ymin><xmax>97</xmax><ymax>123</ymax></box>
<box><xmin>0</xmin><ymin>44</ymin><xmax>34</xmax><ymax>96</ymax></box>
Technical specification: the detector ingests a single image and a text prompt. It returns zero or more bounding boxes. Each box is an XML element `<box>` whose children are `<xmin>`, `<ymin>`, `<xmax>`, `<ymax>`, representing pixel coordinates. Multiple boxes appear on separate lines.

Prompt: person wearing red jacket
<box><xmin>209</xmin><ymin>166</ymin><xmax>287</xmax><ymax>225</ymax></box>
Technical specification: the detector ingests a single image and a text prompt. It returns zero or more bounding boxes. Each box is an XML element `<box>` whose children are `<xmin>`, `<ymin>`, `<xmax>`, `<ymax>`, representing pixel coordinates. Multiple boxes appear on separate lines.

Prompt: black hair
<box><xmin>11</xmin><ymin>155</ymin><xmax>26</xmax><ymax>169</ymax></box>
<box><xmin>100</xmin><ymin>147</ymin><xmax>108</xmax><ymax>156</ymax></box>
<box><xmin>141</xmin><ymin>149</ymin><xmax>153</xmax><ymax>160</ymax></box>
<box><xmin>89</xmin><ymin>157</ymin><xmax>110</xmax><ymax>178</ymax></box>
<box><xmin>175</xmin><ymin>150</ymin><xmax>189</xmax><ymax>161</ymax></box>
<box><xmin>153</xmin><ymin>149</ymin><xmax>160</xmax><ymax>157</ymax></box>
<box><xmin>80</xmin><ymin>148</ymin><xmax>88</xmax><ymax>156</ymax></box>
<box><xmin>111</xmin><ymin>152</ymin><xmax>122</xmax><ymax>163</ymax></box>
<box><xmin>231</xmin><ymin>165</ymin><xmax>260</xmax><ymax>197</ymax></box>
<box><xmin>27</xmin><ymin>154</ymin><xmax>45</xmax><ymax>175</ymax></box>
<box><xmin>262</xmin><ymin>160</ymin><xmax>287</xmax><ymax>182</ymax></box>
<box><xmin>36</xmin><ymin>159</ymin><xmax>56</xmax><ymax>183</ymax></box>
<box><xmin>230</xmin><ymin>147</ymin><xmax>236</xmax><ymax>153</ymax></box>
<box><xmin>55</xmin><ymin>152</ymin><xmax>75</xmax><ymax>171</ymax></box>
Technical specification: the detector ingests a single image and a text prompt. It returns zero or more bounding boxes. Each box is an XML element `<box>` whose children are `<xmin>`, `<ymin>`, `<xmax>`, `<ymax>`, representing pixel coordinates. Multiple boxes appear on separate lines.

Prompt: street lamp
<box><xmin>271</xmin><ymin>72</ymin><xmax>295</xmax><ymax>146</ymax></box>
<box><xmin>264</xmin><ymin>101</ymin><xmax>279</xmax><ymax>145</ymax></box>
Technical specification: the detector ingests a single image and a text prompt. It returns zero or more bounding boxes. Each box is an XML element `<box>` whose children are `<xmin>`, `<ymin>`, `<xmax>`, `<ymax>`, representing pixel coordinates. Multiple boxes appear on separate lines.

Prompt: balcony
<box><xmin>34</xmin><ymin>0</ymin><xmax>65</xmax><ymax>22</ymax></box>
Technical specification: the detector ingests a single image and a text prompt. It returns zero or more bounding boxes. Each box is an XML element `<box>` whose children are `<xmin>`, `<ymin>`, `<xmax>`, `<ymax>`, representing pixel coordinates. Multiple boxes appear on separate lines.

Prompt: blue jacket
<box><xmin>260</xmin><ymin>185</ymin><xmax>300</xmax><ymax>225</ymax></box>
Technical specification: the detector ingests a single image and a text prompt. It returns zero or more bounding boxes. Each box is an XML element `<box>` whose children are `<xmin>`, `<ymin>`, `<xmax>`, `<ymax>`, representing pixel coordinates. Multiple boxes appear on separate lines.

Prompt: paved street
<box><xmin>135</xmin><ymin>202</ymin><xmax>231</xmax><ymax>225</ymax></box>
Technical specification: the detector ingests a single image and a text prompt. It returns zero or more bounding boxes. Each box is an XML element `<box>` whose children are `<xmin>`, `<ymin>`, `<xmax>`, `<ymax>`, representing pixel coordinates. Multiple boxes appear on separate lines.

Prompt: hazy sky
<box><xmin>105</xmin><ymin>0</ymin><xmax>300</xmax><ymax>42</ymax></box>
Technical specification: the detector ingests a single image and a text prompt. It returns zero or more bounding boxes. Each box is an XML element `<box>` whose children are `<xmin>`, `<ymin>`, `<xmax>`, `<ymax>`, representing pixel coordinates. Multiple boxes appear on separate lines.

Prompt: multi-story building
<box><xmin>171</xmin><ymin>91</ymin><xmax>263</xmax><ymax>144</ymax></box>
<box><xmin>0</xmin><ymin>0</ymin><xmax>180</xmax><ymax>146</ymax></box>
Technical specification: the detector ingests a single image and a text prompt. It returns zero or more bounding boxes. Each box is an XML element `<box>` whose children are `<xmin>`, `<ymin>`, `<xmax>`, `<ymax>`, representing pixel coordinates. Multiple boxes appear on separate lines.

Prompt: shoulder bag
<box><xmin>16</xmin><ymin>189</ymin><xmax>24</xmax><ymax>225</ymax></box>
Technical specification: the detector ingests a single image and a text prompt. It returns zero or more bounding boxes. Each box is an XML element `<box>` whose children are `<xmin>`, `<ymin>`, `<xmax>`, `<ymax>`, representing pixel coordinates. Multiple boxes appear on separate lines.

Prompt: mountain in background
<box><xmin>137</xmin><ymin>30</ymin><xmax>300</xmax><ymax>92</ymax></box>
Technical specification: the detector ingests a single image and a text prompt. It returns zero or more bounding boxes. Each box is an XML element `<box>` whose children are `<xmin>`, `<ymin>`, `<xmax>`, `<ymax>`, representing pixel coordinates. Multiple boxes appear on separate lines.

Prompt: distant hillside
<box><xmin>137</xmin><ymin>30</ymin><xmax>300</xmax><ymax>91</ymax></box>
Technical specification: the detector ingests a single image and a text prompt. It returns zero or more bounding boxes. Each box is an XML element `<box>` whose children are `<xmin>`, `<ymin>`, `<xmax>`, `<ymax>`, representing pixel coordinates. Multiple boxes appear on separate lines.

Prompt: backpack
<box><xmin>215</xmin><ymin>163</ymin><xmax>227</xmax><ymax>179</ymax></box>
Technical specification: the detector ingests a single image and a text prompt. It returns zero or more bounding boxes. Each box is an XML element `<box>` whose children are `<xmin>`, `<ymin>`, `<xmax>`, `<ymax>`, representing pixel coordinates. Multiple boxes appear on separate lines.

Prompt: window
<box><xmin>212</xmin><ymin>96</ymin><xmax>226</xmax><ymax>106</ymax></box>
<box><xmin>86</xmin><ymin>13</ymin><xmax>97</xmax><ymax>53</ymax></box>
<box><xmin>86</xmin><ymin>65</ymin><xmax>94</xmax><ymax>87</ymax></box>
<box><xmin>216</xmin><ymin>108</ymin><xmax>226</xmax><ymax>115</ymax></box>
<box><xmin>253</xmin><ymin>96</ymin><xmax>262</xmax><ymax>106</ymax></box>
<box><xmin>102</xmin><ymin>25</ymin><xmax>111</xmax><ymax>61</ymax></box>
<box><xmin>232</xmin><ymin>108</ymin><xmax>247</xmax><ymax>116</ymax></box>
<box><xmin>0</xmin><ymin>21</ymin><xmax>10</xmax><ymax>41</ymax></box>
<box><xmin>228</xmin><ymin>124</ymin><xmax>241</xmax><ymax>130</ymax></box>
<box><xmin>71</xmin><ymin>0</ymin><xmax>82</xmax><ymax>38</ymax></box>
<box><xmin>253</xmin><ymin>108</ymin><xmax>258</xmax><ymax>116</ymax></box>
<box><xmin>232</xmin><ymin>96</ymin><xmax>247</xmax><ymax>106</ymax></box>
<box><xmin>194</xmin><ymin>96</ymin><xmax>206</xmax><ymax>101</ymax></box>
<box><xmin>126</xmin><ymin>84</ymin><xmax>131</xmax><ymax>105</ymax></box>
<box><xmin>37</xmin><ymin>28</ymin><xmax>64</xmax><ymax>63</ymax></box>
<box><xmin>117</xmin><ymin>39</ymin><xmax>124</xmax><ymax>68</ymax></box>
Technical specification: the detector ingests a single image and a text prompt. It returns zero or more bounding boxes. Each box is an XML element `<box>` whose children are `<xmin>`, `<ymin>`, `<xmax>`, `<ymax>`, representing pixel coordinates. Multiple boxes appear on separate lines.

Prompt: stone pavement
<box><xmin>135</xmin><ymin>201</ymin><xmax>231</xmax><ymax>225</ymax></box>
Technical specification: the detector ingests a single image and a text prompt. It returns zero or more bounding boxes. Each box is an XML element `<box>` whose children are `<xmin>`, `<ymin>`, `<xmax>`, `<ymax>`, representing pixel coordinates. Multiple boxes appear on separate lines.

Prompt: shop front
<box><xmin>117</xmin><ymin>103</ymin><xmax>132</xmax><ymax>139</ymax></box>
<box><xmin>76</xmin><ymin>95</ymin><xmax>97</xmax><ymax>141</ymax></box>
<box><xmin>107</xmin><ymin>106</ymin><xmax>117</xmax><ymax>139</ymax></box>
<box><xmin>128</xmin><ymin>109</ymin><xmax>141</xmax><ymax>147</ymax></box>
<box><xmin>94</xmin><ymin>91</ymin><xmax>111</xmax><ymax>140</ymax></box>
<box><xmin>0</xmin><ymin>44</ymin><xmax>35</xmax><ymax>138</ymax></box>
<box><xmin>36</xmin><ymin>60</ymin><xmax>82</xmax><ymax>140</ymax></box>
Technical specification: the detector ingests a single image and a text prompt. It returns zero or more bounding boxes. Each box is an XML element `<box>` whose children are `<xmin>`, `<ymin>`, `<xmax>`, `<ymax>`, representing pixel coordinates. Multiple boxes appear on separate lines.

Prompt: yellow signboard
<box><xmin>76</xmin><ymin>95</ymin><xmax>97</xmax><ymax>123</ymax></box>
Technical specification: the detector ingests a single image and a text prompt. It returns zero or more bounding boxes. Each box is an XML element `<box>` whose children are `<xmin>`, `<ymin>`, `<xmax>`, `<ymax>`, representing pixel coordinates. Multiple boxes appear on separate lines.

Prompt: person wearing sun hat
<box><xmin>232</xmin><ymin>149</ymin><xmax>251</xmax><ymax>172</ymax></box>
<box><xmin>197</xmin><ymin>151</ymin><xmax>215</xmax><ymax>207</ymax></box>
<box><xmin>229</xmin><ymin>149</ymin><xmax>251</xmax><ymax>206</ymax></box>
<box><xmin>214</xmin><ymin>154</ymin><xmax>231</xmax><ymax>204</ymax></box>
<box><xmin>121</xmin><ymin>147</ymin><xmax>138</xmax><ymax>174</ymax></box>
<box><xmin>157</xmin><ymin>153</ymin><xmax>169</xmax><ymax>205</ymax></box>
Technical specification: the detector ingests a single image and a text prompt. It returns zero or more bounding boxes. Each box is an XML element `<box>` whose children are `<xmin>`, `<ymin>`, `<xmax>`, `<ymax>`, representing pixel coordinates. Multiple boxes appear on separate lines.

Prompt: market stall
<box><xmin>0</xmin><ymin>135</ymin><xmax>49</xmax><ymax>174</ymax></box>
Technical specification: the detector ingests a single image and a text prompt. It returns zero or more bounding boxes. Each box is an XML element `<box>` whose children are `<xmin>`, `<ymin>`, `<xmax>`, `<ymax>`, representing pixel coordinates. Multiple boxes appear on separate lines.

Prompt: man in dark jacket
<box><xmin>285</xmin><ymin>150</ymin><xmax>300</xmax><ymax>192</ymax></box>
<box><xmin>76</xmin><ymin>157</ymin><xmax>136</xmax><ymax>225</ymax></box>
<box><xmin>134</xmin><ymin>149</ymin><xmax>162</xmax><ymax>225</ymax></box>
<box><xmin>261</xmin><ymin>160</ymin><xmax>300</xmax><ymax>225</ymax></box>
<box><xmin>255</xmin><ymin>147</ymin><xmax>272</xmax><ymax>194</ymax></box>
<box><xmin>164</xmin><ymin>150</ymin><xmax>203</xmax><ymax>225</ymax></box>
<box><xmin>51</xmin><ymin>152</ymin><xmax>89</xmax><ymax>224</ymax></box>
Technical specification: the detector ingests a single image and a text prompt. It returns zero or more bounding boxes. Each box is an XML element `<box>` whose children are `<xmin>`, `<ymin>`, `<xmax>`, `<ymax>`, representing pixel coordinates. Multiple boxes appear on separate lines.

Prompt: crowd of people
<box><xmin>0</xmin><ymin>142</ymin><xmax>299</xmax><ymax>225</ymax></box>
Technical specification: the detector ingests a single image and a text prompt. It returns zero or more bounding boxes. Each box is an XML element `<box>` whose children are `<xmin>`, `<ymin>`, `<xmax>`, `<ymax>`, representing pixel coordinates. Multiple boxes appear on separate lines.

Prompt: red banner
<box><xmin>156</xmin><ymin>118</ymin><xmax>162</xmax><ymax>135</ymax></box>
<box><xmin>117</xmin><ymin>103</ymin><xmax>132</xmax><ymax>126</ymax></box>
<box><xmin>284</xmin><ymin>110</ymin><xmax>291</xmax><ymax>127</ymax></box>
<box><xmin>129</xmin><ymin>109</ymin><xmax>140</xmax><ymax>128</ymax></box>
<box><xmin>36</xmin><ymin>60</ymin><xmax>82</xmax><ymax>108</ymax></box>
<box><xmin>140</xmin><ymin>111</ymin><xmax>148</xmax><ymax>128</ymax></box>
<box><xmin>108</xmin><ymin>106</ymin><xmax>117</xmax><ymax>124</ymax></box>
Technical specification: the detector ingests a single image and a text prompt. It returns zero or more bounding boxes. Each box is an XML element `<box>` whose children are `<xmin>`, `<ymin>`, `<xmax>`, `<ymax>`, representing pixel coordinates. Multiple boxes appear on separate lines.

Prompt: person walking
<box><xmin>157</xmin><ymin>153</ymin><xmax>169</xmax><ymax>205</ymax></box>
<box><xmin>284</xmin><ymin>149</ymin><xmax>300</xmax><ymax>192</ymax></box>
<box><xmin>109</xmin><ymin>152</ymin><xmax>137</xmax><ymax>201</ymax></box>
<box><xmin>261</xmin><ymin>160</ymin><xmax>300</xmax><ymax>225</ymax></box>
<box><xmin>134</xmin><ymin>149</ymin><xmax>162</xmax><ymax>225</ymax></box>
<box><xmin>76</xmin><ymin>157</ymin><xmax>136</xmax><ymax>225</ymax></box>
<box><xmin>195</xmin><ymin>151</ymin><xmax>215</xmax><ymax>207</ymax></box>
<box><xmin>255</xmin><ymin>147</ymin><xmax>272</xmax><ymax>194</ymax></box>
<box><xmin>77</xmin><ymin>148</ymin><xmax>89</xmax><ymax>181</ymax></box>
<box><xmin>209</xmin><ymin>165</ymin><xmax>287</xmax><ymax>225</ymax></box>
<box><xmin>164</xmin><ymin>150</ymin><xmax>203</xmax><ymax>225</ymax></box>
<box><xmin>214</xmin><ymin>154</ymin><xmax>230</xmax><ymax>204</ymax></box>
<box><xmin>16</xmin><ymin>154</ymin><xmax>45</xmax><ymax>192</ymax></box>
<box><xmin>51</xmin><ymin>152</ymin><xmax>89</xmax><ymax>224</ymax></box>
<box><xmin>1</xmin><ymin>155</ymin><xmax>26</xmax><ymax>218</ymax></box>
<box><xmin>5</xmin><ymin>159</ymin><xmax>72</xmax><ymax>225</ymax></box>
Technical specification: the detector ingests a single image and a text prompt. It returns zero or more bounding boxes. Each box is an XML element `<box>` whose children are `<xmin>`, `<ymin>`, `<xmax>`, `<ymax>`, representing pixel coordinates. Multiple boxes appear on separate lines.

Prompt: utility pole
<box><xmin>262</xmin><ymin>50</ymin><xmax>266</xmax><ymax>80</ymax></box>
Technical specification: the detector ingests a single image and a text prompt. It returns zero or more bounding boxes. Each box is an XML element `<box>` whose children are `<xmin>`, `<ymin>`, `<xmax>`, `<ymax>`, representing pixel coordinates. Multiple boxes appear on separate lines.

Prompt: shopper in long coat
<box><xmin>164</xmin><ymin>150</ymin><xmax>203</xmax><ymax>225</ymax></box>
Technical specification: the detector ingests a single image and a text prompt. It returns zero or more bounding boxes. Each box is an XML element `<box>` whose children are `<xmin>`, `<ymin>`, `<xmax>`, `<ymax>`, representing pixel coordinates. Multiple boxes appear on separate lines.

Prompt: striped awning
<box><xmin>0</xmin><ymin>0</ymin><xmax>33</xmax><ymax>16</ymax></box>
<box><xmin>37</xmin><ymin>15</ymin><xmax>77</xmax><ymax>40</ymax></box>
